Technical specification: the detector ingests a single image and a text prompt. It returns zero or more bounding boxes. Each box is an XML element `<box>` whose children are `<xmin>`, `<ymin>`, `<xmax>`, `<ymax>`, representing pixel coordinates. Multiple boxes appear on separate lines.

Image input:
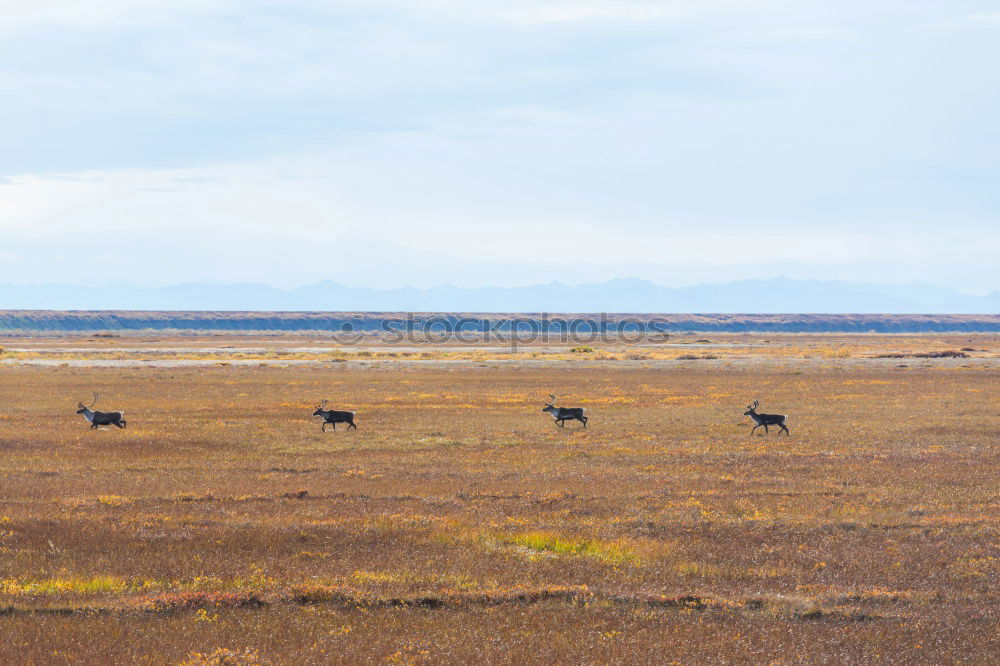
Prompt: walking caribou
<box><xmin>744</xmin><ymin>400</ymin><xmax>789</xmax><ymax>435</ymax></box>
<box><xmin>312</xmin><ymin>400</ymin><xmax>357</xmax><ymax>431</ymax></box>
<box><xmin>542</xmin><ymin>394</ymin><xmax>588</xmax><ymax>428</ymax></box>
<box><xmin>76</xmin><ymin>393</ymin><xmax>127</xmax><ymax>429</ymax></box>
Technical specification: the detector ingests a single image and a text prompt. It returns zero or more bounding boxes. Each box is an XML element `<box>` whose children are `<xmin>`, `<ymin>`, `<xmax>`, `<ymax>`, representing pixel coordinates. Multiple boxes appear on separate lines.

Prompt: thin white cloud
<box><xmin>0</xmin><ymin>0</ymin><xmax>219</xmax><ymax>29</ymax></box>
<box><xmin>969</xmin><ymin>12</ymin><xmax>1000</xmax><ymax>26</ymax></box>
<box><xmin>502</xmin><ymin>3</ymin><xmax>695</xmax><ymax>24</ymax></box>
<box><xmin>2</xmin><ymin>158</ymin><xmax>996</xmax><ymax>290</ymax></box>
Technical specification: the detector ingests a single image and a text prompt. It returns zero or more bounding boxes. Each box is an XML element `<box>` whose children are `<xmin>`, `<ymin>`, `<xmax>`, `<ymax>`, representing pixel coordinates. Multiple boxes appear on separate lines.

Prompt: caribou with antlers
<box><xmin>744</xmin><ymin>400</ymin><xmax>789</xmax><ymax>435</ymax></box>
<box><xmin>542</xmin><ymin>394</ymin><xmax>588</xmax><ymax>428</ymax></box>
<box><xmin>76</xmin><ymin>393</ymin><xmax>127</xmax><ymax>429</ymax></box>
<box><xmin>312</xmin><ymin>400</ymin><xmax>357</xmax><ymax>431</ymax></box>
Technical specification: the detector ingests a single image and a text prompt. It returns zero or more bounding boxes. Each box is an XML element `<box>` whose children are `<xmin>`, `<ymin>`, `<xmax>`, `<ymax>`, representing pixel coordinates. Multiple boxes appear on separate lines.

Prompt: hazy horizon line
<box><xmin>1</xmin><ymin>275</ymin><xmax>996</xmax><ymax>296</ymax></box>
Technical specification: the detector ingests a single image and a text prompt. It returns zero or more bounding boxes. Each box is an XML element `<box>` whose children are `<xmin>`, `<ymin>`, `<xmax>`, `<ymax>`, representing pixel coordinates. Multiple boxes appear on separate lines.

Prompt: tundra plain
<box><xmin>0</xmin><ymin>333</ymin><xmax>997</xmax><ymax>664</ymax></box>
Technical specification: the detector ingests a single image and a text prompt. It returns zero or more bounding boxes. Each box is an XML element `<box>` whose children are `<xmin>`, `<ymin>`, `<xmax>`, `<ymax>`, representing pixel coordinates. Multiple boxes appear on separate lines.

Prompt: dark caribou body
<box><xmin>542</xmin><ymin>394</ymin><xmax>588</xmax><ymax>428</ymax></box>
<box><xmin>76</xmin><ymin>393</ymin><xmax>126</xmax><ymax>429</ymax></box>
<box><xmin>313</xmin><ymin>400</ymin><xmax>357</xmax><ymax>431</ymax></box>
<box><xmin>744</xmin><ymin>400</ymin><xmax>789</xmax><ymax>435</ymax></box>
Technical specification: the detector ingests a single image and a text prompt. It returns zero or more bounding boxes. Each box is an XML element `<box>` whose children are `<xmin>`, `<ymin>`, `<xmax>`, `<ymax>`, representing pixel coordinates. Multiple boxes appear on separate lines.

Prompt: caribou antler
<box><xmin>547</xmin><ymin>393</ymin><xmax>557</xmax><ymax>406</ymax></box>
<box><xmin>89</xmin><ymin>392</ymin><xmax>99</xmax><ymax>408</ymax></box>
<box><xmin>320</xmin><ymin>399</ymin><xmax>328</xmax><ymax>409</ymax></box>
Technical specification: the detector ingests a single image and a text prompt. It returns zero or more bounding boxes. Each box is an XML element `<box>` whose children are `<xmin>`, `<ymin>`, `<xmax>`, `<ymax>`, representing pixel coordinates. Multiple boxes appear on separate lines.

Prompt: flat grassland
<box><xmin>0</xmin><ymin>334</ymin><xmax>997</xmax><ymax>664</ymax></box>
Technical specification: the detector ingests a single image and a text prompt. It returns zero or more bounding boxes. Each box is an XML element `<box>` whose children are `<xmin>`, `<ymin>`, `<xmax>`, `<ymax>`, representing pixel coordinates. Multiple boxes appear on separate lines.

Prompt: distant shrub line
<box><xmin>2</xmin><ymin>311</ymin><xmax>1000</xmax><ymax>334</ymax></box>
<box><xmin>0</xmin><ymin>585</ymin><xmax>878</xmax><ymax>622</ymax></box>
<box><xmin>876</xmin><ymin>350</ymin><xmax>970</xmax><ymax>359</ymax></box>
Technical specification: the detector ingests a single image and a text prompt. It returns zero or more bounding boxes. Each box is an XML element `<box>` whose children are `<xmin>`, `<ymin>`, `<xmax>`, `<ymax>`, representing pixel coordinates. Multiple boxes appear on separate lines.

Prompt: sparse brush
<box><xmin>913</xmin><ymin>350</ymin><xmax>968</xmax><ymax>358</ymax></box>
<box><xmin>877</xmin><ymin>350</ymin><xmax>969</xmax><ymax>359</ymax></box>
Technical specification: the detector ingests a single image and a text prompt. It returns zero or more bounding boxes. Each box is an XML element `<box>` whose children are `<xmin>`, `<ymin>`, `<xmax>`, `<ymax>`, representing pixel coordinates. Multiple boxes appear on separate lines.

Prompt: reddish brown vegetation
<box><xmin>0</xmin><ymin>334</ymin><xmax>996</xmax><ymax>663</ymax></box>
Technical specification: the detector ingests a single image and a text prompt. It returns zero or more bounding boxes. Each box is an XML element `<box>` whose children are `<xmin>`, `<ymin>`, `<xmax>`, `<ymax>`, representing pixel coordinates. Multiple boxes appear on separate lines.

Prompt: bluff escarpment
<box><xmin>1</xmin><ymin>311</ymin><xmax>999</xmax><ymax>333</ymax></box>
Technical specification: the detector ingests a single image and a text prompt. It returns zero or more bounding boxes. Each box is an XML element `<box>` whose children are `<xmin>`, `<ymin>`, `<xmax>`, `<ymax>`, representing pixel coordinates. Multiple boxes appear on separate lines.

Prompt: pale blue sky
<box><xmin>0</xmin><ymin>1</ymin><xmax>997</xmax><ymax>291</ymax></box>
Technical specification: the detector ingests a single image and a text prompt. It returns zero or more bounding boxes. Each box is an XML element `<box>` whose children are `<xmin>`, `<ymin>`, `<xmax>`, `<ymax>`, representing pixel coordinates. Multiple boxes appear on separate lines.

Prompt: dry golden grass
<box><xmin>0</xmin><ymin>334</ymin><xmax>997</xmax><ymax>663</ymax></box>
<box><xmin>2</xmin><ymin>331</ymin><xmax>997</xmax><ymax>365</ymax></box>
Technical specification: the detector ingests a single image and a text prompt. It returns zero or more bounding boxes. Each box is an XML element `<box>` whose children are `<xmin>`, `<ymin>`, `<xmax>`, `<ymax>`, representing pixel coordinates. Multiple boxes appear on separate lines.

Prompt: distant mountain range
<box><xmin>0</xmin><ymin>278</ymin><xmax>997</xmax><ymax>314</ymax></box>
